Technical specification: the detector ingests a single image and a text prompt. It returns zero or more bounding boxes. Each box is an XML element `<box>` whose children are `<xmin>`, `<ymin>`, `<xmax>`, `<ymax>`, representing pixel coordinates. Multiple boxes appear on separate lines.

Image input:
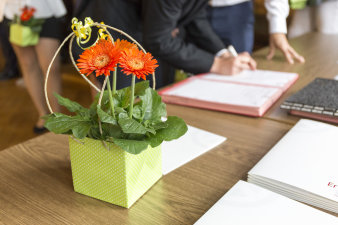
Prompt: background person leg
<box><xmin>35</xmin><ymin>38</ymin><xmax>62</xmax><ymax>115</ymax></box>
<box><xmin>11</xmin><ymin>44</ymin><xmax>48</xmax><ymax>129</ymax></box>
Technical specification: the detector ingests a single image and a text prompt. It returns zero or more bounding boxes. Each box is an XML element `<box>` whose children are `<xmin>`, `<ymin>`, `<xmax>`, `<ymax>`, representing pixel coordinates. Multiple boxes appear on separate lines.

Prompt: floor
<box><xmin>0</xmin><ymin>58</ymin><xmax>92</xmax><ymax>151</ymax></box>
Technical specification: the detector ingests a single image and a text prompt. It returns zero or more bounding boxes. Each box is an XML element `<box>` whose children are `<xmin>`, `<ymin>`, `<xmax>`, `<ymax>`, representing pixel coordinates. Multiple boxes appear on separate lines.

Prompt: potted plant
<box><xmin>43</xmin><ymin>18</ymin><xmax>187</xmax><ymax>208</ymax></box>
<box><xmin>10</xmin><ymin>6</ymin><xmax>45</xmax><ymax>46</ymax></box>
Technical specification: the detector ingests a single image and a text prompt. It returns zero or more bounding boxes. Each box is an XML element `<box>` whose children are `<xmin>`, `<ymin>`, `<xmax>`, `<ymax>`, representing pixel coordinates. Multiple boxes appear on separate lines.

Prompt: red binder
<box><xmin>159</xmin><ymin>70</ymin><xmax>298</xmax><ymax>117</ymax></box>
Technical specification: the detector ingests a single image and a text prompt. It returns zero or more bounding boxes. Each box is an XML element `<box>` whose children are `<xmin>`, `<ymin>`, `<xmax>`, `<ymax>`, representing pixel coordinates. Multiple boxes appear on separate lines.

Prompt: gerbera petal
<box><xmin>119</xmin><ymin>48</ymin><xmax>158</xmax><ymax>80</ymax></box>
<box><xmin>76</xmin><ymin>39</ymin><xmax>120</xmax><ymax>77</ymax></box>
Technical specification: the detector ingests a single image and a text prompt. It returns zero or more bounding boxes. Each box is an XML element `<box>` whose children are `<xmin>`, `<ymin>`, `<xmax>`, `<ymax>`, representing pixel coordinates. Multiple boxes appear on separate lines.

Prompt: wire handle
<box><xmin>44</xmin><ymin>22</ymin><xmax>156</xmax><ymax>114</ymax></box>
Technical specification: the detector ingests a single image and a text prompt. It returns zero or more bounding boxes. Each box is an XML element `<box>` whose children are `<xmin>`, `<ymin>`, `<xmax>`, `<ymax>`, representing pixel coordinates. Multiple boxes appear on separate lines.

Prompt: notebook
<box><xmin>281</xmin><ymin>78</ymin><xmax>338</xmax><ymax>124</ymax></box>
<box><xmin>162</xmin><ymin>125</ymin><xmax>226</xmax><ymax>175</ymax></box>
<box><xmin>248</xmin><ymin>119</ymin><xmax>338</xmax><ymax>213</ymax></box>
<box><xmin>194</xmin><ymin>181</ymin><xmax>338</xmax><ymax>225</ymax></box>
<box><xmin>159</xmin><ymin>70</ymin><xmax>298</xmax><ymax>117</ymax></box>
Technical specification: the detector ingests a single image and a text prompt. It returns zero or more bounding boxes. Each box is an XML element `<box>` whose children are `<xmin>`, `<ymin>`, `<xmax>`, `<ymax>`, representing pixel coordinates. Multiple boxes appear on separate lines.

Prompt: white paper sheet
<box><xmin>194</xmin><ymin>181</ymin><xmax>338</xmax><ymax>225</ymax></box>
<box><xmin>165</xmin><ymin>79</ymin><xmax>280</xmax><ymax>107</ymax></box>
<box><xmin>162</xmin><ymin>125</ymin><xmax>226</xmax><ymax>175</ymax></box>
<box><xmin>249</xmin><ymin>119</ymin><xmax>338</xmax><ymax>203</ymax></box>
<box><xmin>203</xmin><ymin>70</ymin><xmax>298</xmax><ymax>89</ymax></box>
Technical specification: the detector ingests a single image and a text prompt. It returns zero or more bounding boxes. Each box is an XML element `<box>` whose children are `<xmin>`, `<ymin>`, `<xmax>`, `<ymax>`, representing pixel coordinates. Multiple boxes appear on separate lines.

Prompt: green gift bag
<box><xmin>69</xmin><ymin>137</ymin><xmax>162</xmax><ymax>208</ymax></box>
<box><xmin>9</xmin><ymin>23</ymin><xmax>39</xmax><ymax>47</ymax></box>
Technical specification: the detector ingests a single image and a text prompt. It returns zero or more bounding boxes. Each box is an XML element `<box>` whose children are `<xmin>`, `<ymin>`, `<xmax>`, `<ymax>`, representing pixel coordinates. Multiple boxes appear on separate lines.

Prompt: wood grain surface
<box><xmin>253</xmin><ymin>32</ymin><xmax>338</xmax><ymax>124</ymax></box>
<box><xmin>0</xmin><ymin>106</ymin><xmax>295</xmax><ymax>224</ymax></box>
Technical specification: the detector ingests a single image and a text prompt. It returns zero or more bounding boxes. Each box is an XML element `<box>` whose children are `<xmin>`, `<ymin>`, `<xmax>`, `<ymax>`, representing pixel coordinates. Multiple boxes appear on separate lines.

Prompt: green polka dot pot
<box><xmin>69</xmin><ymin>137</ymin><xmax>162</xmax><ymax>208</ymax></box>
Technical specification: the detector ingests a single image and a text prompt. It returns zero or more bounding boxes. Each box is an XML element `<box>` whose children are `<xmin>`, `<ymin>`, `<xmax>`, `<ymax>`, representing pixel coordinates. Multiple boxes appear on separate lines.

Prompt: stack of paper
<box><xmin>162</xmin><ymin>125</ymin><xmax>226</xmax><ymax>175</ymax></box>
<box><xmin>159</xmin><ymin>70</ymin><xmax>298</xmax><ymax>117</ymax></box>
<box><xmin>194</xmin><ymin>181</ymin><xmax>338</xmax><ymax>225</ymax></box>
<box><xmin>248</xmin><ymin>119</ymin><xmax>338</xmax><ymax>213</ymax></box>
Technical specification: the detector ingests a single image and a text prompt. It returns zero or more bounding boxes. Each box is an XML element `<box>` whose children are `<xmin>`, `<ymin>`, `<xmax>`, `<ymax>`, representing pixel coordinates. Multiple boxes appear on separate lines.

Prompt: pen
<box><xmin>228</xmin><ymin>45</ymin><xmax>238</xmax><ymax>57</ymax></box>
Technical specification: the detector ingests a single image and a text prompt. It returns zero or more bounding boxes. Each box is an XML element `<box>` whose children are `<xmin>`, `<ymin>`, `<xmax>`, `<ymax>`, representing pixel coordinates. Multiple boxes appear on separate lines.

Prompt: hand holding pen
<box><xmin>210</xmin><ymin>45</ymin><xmax>257</xmax><ymax>75</ymax></box>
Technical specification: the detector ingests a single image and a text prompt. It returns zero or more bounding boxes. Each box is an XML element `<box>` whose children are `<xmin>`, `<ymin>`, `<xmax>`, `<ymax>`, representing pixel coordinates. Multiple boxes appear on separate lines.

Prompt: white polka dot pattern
<box><xmin>69</xmin><ymin>137</ymin><xmax>162</xmax><ymax>208</ymax></box>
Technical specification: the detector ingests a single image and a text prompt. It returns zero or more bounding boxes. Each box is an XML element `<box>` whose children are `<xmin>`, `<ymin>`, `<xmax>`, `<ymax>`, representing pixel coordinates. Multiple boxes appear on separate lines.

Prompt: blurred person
<box><xmin>0</xmin><ymin>20</ymin><xmax>19</xmax><ymax>80</ymax></box>
<box><xmin>142</xmin><ymin>0</ymin><xmax>257</xmax><ymax>77</ymax></box>
<box><xmin>3</xmin><ymin>0</ymin><xmax>66</xmax><ymax>133</ymax></box>
<box><xmin>288</xmin><ymin>0</ymin><xmax>338</xmax><ymax>38</ymax></box>
<box><xmin>207</xmin><ymin>0</ymin><xmax>305</xmax><ymax>64</ymax></box>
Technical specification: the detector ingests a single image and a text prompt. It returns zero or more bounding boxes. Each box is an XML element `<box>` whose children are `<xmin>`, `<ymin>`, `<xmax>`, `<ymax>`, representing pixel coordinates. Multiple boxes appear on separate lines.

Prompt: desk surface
<box><xmin>1</xmin><ymin>107</ymin><xmax>294</xmax><ymax>224</ymax></box>
<box><xmin>254</xmin><ymin>32</ymin><xmax>338</xmax><ymax>124</ymax></box>
<box><xmin>1</xmin><ymin>33</ymin><xmax>337</xmax><ymax>224</ymax></box>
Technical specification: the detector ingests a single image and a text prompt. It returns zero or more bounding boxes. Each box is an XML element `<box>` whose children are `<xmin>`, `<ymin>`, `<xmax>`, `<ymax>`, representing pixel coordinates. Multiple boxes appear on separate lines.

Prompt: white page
<box><xmin>162</xmin><ymin>125</ymin><xmax>226</xmax><ymax>175</ymax></box>
<box><xmin>194</xmin><ymin>181</ymin><xmax>338</xmax><ymax>225</ymax></box>
<box><xmin>249</xmin><ymin>119</ymin><xmax>338</xmax><ymax>202</ymax></box>
<box><xmin>164</xmin><ymin>79</ymin><xmax>280</xmax><ymax>107</ymax></box>
<box><xmin>203</xmin><ymin>70</ymin><xmax>298</xmax><ymax>88</ymax></box>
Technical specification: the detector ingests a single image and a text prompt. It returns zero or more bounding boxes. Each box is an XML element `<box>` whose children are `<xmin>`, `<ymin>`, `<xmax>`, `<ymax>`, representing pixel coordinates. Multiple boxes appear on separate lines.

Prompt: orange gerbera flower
<box><xmin>76</xmin><ymin>39</ymin><xmax>121</xmax><ymax>77</ymax></box>
<box><xmin>119</xmin><ymin>48</ymin><xmax>158</xmax><ymax>80</ymax></box>
<box><xmin>114</xmin><ymin>39</ymin><xmax>137</xmax><ymax>52</ymax></box>
<box><xmin>21</xmin><ymin>6</ymin><xmax>35</xmax><ymax>22</ymax></box>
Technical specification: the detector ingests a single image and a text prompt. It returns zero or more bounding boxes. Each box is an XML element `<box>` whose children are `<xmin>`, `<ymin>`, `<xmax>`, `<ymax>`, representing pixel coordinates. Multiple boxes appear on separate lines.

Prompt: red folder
<box><xmin>159</xmin><ymin>70</ymin><xmax>298</xmax><ymax>117</ymax></box>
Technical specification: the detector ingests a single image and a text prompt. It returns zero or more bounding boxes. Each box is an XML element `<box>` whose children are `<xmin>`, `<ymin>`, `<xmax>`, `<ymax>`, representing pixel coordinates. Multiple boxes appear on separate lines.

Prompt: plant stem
<box><xmin>106</xmin><ymin>78</ymin><xmax>115</xmax><ymax>119</ymax></box>
<box><xmin>113</xmin><ymin>68</ymin><xmax>117</xmax><ymax>95</ymax></box>
<box><xmin>98</xmin><ymin>76</ymin><xmax>108</xmax><ymax>137</ymax></box>
<box><xmin>129</xmin><ymin>75</ymin><xmax>136</xmax><ymax>118</ymax></box>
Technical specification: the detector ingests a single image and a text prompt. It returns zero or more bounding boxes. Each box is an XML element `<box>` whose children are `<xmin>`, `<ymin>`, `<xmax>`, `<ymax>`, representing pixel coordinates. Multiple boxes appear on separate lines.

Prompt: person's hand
<box><xmin>210</xmin><ymin>52</ymin><xmax>257</xmax><ymax>75</ymax></box>
<box><xmin>267</xmin><ymin>33</ymin><xmax>305</xmax><ymax>64</ymax></box>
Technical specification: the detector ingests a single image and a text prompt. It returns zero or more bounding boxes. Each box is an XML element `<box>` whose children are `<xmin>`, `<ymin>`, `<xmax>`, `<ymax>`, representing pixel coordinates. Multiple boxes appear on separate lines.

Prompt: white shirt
<box><xmin>209</xmin><ymin>0</ymin><xmax>289</xmax><ymax>34</ymax></box>
<box><xmin>209</xmin><ymin>0</ymin><xmax>250</xmax><ymax>6</ymax></box>
<box><xmin>3</xmin><ymin>0</ymin><xmax>66</xmax><ymax>21</ymax></box>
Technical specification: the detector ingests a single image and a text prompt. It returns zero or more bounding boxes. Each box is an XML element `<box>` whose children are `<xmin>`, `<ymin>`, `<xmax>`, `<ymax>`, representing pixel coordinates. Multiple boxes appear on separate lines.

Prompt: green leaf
<box><xmin>113</xmin><ymin>138</ymin><xmax>149</xmax><ymax>154</ymax></box>
<box><xmin>42</xmin><ymin>112</ymin><xmax>64</xmax><ymax>121</ymax></box>
<box><xmin>44</xmin><ymin>114</ymin><xmax>91</xmax><ymax>137</ymax></box>
<box><xmin>44</xmin><ymin>114</ymin><xmax>75</xmax><ymax>133</ymax></box>
<box><xmin>126</xmin><ymin>133</ymin><xmax>145</xmax><ymax>140</ymax></box>
<box><xmin>115</xmin><ymin>107</ymin><xmax>126</xmax><ymax>114</ymax></box>
<box><xmin>72</xmin><ymin>122</ymin><xmax>91</xmax><ymax>139</ymax></box>
<box><xmin>101</xmin><ymin>123</ymin><xmax>124</xmax><ymax>139</ymax></box>
<box><xmin>118</xmin><ymin>112</ymin><xmax>129</xmax><ymax>119</ymax></box>
<box><xmin>118</xmin><ymin>117</ymin><xmax>147</xmax><ymax>134</ymax></box>
<box><xmin>159</xmin><ymin>116</ymin><xmax>187</xmax><ymax>141</ymax></box>
<box><xmin>115</xmin><ymin>88</ymin><xmax>131</xmax><ymax>109</ymax></box>
<box><xmin>54</xmin><ymin>93</ymin><xmax>89</xmax><ymax>117</ymax></box>
<box><xmin>140</xmin><ymin>88</ymin><xmax>166</xmax><ymax>122</ymax></box>
<box><xmin>97</xmin><ymin>105</ymin><xmax>117</xmax><ymax>125</ymax></box>
<box><xmin>88</xmin><ymin>123</ymin><xmax>102</xmax><ymax>140</ymax></box>
<box><xmin>147</xmin><ymin>116</ymin><xmax>187</xmax><ymax>147</ymax></box>
<box><xmin>134</xmin><ymin>80</ymin><xmax>150</xmax><ymax>96</ymax></box>
<box><xmin>115</xmin><ymin>81</ymin><xmax>150</xmax><ymax>109</ymax></box>
<box><xmin>132</xmin><ymin>105</ymin><xmax>143</xmax><ymax>120</ymax></box>
<box><xmin>146</xmin><ymin>127</ymin><xmax>156</xmax><ymax>135</ymax></box>
<box><xmin>91</xmin><ymin>90</ymin><xmax>111</xmax><ymax>110</ymax></box>
<box><xmin>151</xmin><ymin>121</ymin><xmax>168</xmax><ymax>130</ymax></box>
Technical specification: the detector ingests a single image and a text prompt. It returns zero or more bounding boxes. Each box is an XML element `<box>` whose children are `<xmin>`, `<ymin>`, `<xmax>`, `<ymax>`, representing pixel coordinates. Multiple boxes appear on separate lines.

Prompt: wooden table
<box><xmin>0</xmin><ymin>108</ymin><xmax>293</xmax><ymax>224</ymax></box>
<box><xmin>1</xmin><ymin>33</ymin><xmax>337</xmax><ymax>224</ymax></box>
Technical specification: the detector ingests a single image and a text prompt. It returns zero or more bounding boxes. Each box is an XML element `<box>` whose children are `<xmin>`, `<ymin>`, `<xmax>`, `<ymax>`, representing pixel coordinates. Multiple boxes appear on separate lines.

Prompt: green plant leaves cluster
<box><xmin>44</xmin><ymin>81</ymin><xmax>187</xmax><ymax>154</ymax></box>
<box><xmin>12</xmin><ymin>15</ymin><xmax>45</xmax><ymax>33</ymax></box>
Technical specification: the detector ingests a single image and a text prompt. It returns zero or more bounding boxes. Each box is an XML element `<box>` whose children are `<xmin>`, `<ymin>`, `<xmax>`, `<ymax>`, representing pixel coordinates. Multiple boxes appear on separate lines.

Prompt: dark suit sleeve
<box><xmin>142</xmin><ymin>0</ymin><xmax>224</xmax><ymax>74</ymax></box>
<box><xmin>185</xmin><ymin>7</ymin><xmax>225</xmax><ymax>54</ymax></box>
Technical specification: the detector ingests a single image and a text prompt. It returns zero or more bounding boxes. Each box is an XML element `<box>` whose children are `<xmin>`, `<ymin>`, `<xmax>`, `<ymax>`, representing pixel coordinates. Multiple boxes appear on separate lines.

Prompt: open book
<box><xmin>159</xmin><ymin>70</ymin><xmax>298</xmax><ymax>117</ymax></box>
<box><xmin>248</xmin><ymin>119</ymin><xmax>338</xmax><ymax>213</ymax></box>
<box><xmin>194</xmin><ymin>181</ymin><xmax>338</xmax><ymax>225</ymax></box>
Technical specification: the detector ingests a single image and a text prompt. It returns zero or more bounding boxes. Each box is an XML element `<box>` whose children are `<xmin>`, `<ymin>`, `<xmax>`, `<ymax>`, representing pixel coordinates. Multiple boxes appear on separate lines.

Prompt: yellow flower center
<box><xmin>128</xmin><ymin>58</ymin><xmax>144</xmax><ymax>70</ymax></box>
<box><xmin>94</xmin><ymin>54</ymin><xmax>110</xmax><ymax>68</ymax></box>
